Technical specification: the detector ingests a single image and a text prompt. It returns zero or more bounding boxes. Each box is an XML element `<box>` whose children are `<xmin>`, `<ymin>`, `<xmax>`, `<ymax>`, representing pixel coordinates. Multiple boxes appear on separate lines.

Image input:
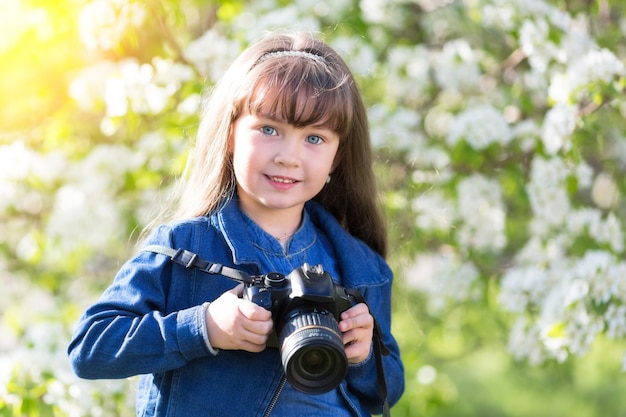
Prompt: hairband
<box><xmin>259</xmin><ymin>50</ymin><xmax>326</xmax><ymax>64</ymax></box>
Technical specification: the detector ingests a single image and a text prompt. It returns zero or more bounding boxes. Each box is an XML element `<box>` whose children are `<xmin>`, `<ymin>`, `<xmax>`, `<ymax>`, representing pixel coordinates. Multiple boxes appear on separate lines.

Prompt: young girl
<box><xmin>68</xmin><ymin>31</ymin><xmax>404</xmax><ymax>417</ymax></box>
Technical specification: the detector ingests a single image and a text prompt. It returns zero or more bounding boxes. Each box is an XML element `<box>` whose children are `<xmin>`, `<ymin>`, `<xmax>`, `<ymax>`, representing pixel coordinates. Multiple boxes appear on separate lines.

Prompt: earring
<box><xmin>326</xmin><ymin>175</ymin><xmax>331</xmax><ymax>184</ymax></box>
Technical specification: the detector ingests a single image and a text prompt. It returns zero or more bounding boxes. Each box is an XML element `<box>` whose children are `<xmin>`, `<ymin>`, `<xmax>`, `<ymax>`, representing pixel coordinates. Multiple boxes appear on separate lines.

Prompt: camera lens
<box><xmin>299</xmin><ymin>347</ymin><xmax>332</xmax><ymax>375</ymax></box>
<box><xmin>279</xmin><ymin>309</ymin><xmax>348</xmax><ymax>394</ymax></box>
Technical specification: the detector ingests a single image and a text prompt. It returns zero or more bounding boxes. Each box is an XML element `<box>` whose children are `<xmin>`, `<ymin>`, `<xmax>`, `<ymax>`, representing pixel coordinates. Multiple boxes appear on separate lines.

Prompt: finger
<box><xmin>239</xmin><ymin>299</ymin><xmax>273</xmax><ymax>321</ymax></box>
<box><xmin>342</xmin><ymin>329</ymin><xmax>357</xmax><ymax>346</ymax></box>
<box><xmin>343</xmin><ymin>323</ymin><xmax>371</xmax><ymax>340</ymax></box>
<box><xmin>228</xmin><ymin>283</ymin><xmax>244</xmax><ymax>297</ymax></box>
<box><xmin>239</xmin><ymin>327</ymin><xmax>270</xmax><ymax>345</ymax></box>
<box><xmin>241</xmin><ymin>315</ymin><xmax>274</xmax><ymax>336</ymax></box>
<box><xmin>339</xmin><ymin>312</ymin><xmax>373</xmax><ymax>333</ymax></box>
<box><xmin>340</xmin><ymin>303</ymin><xmax>369</xmax><ymax>320</ymax></box>
<box><xmin>344</xmin><ymin>339</ymin><xmax>372</xmax><ymax>364</ymax></box>
<box><xmin>239</xmin><ymin>339</ymin><xmax>267</xmax><ymax>353</ymax></box>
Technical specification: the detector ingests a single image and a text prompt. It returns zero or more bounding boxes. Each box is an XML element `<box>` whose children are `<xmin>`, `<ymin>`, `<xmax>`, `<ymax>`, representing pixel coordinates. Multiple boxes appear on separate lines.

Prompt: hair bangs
<box><xmin>242</xmin><ymin>57</ymin><xmax>354</xmax><ymax>137</ymax></box>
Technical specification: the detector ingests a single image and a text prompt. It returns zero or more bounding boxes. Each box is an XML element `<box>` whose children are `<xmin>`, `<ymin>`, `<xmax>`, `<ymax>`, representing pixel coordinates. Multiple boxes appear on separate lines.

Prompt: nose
<box><xmin>274</xmin><ymin>136</ymin><xmax>301</xmax><ymax>167</ymax></box>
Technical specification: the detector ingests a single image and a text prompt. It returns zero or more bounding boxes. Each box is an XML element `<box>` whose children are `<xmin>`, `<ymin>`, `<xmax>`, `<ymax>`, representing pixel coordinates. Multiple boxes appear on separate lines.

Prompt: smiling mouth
<box><xmin>267</xmin><ymin>175</ymin><xmax>297</xmax><ymax>184</ymax></box>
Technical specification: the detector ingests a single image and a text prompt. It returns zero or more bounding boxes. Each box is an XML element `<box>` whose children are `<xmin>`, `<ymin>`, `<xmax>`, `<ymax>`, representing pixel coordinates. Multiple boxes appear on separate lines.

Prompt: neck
<box><xmin>263</xmin><ymin>218</ymin><xmax>301</xmax><ymax>242</ymax></box>
<box><xmin>274</xmin><ymin>232</ymin><xmax>296</xmax><ymax>245</ymax></box>
<box><xmin>236</xmin><ymin>197</ymin><xmax>303</xmax><ymax>241</ymax></box>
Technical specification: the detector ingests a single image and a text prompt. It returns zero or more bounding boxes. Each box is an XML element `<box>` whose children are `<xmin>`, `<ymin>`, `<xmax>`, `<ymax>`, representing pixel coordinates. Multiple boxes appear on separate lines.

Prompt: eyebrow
<box><xmin>253</xmin><ymin>111</ymin><xmax>332</xmax><ymax>130</ymax></box>
<box><xmin>254</xmin><ymin>111</ymin><xmax>281</xmax><ymax>121</ymax></box>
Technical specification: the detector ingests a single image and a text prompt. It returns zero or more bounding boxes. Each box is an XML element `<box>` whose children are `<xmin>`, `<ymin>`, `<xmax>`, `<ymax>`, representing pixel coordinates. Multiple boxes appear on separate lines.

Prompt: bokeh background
<box><xmin>2</xmin><ymin>0</ymin><xmax>626</xmax><ymax>416</ymax></box>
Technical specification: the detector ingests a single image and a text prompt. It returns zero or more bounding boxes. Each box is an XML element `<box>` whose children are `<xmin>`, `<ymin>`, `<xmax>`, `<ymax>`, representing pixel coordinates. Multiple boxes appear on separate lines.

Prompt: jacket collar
<box><xmin>304</xmin><ymin>201</ymin><xmax>388</xmax><ymax>288</ymax></box>
<box><xmin>214</xmin><ymin>197</ymin><xmax>387</xmax><ymax>287</ymax></box>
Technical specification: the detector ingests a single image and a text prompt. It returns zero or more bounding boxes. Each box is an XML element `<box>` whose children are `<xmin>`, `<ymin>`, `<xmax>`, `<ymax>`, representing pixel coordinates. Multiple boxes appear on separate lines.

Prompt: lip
<box><xmin>265</xmin><ymin>174</ymin><xmax>299</xmax><ymax>189</ymax></box>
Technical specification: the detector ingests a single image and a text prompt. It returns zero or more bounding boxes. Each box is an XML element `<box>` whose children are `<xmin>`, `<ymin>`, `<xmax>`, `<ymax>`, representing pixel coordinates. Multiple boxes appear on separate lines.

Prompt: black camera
<box><xmin>243</xmin><ymin>263</ymin><xmax>356</xmax><ymax>394</ymax></box>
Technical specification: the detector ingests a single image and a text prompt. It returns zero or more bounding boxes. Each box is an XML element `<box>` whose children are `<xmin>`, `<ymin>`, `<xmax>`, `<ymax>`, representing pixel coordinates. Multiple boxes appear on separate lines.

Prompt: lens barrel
<box><xmin>279</xmin><ymin>309</ymin><xmax>348</xmax><ymax>394</ymax></box>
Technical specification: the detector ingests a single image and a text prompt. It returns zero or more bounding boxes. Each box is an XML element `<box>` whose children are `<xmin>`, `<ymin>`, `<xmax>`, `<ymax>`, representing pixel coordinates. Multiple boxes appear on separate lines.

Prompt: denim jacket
<box><xmin>68</xmin><ymin>198</ymin><xmax>404</xmax><ymax>417</ymax></box>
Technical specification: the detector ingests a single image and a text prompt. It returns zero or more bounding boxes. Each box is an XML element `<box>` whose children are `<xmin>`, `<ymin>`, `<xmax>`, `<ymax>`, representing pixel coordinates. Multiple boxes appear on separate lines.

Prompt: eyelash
<box><xmin>261</xmin><ymin>126</ymin><xmax>276</xmax><ymax>135</ymax></box>
<box><xmin>260</xmin><ymin>126</ymin><xmax>325</xmax><ymax>144</ymax></box>
<box><xmin>306</xmin><ymin>135</ymin><xmax>323</xmax><ymax>145</ymax></box>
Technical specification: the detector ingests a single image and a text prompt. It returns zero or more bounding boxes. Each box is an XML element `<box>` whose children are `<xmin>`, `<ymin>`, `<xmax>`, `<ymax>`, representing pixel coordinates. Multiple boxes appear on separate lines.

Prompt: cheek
<box><xmin>328</xmin><ymin>146</ymin><xmax>341</xmax><ymax>172</ymax></box>
<box><xmin>231</xmin><ymin>149</ymin><xmax>247</xmax><ymax>179</ymax></box>
<box><xmin>231</xmin><ymin>141</ymin><xmax>260</xmax><ymax>182</ymax></box>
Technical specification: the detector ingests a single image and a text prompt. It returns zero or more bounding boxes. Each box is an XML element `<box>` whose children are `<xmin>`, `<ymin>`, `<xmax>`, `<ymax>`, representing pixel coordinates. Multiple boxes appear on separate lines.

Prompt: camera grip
<box><xmin>244</xmin><ymin>285</ymin><xmax>273</xmax><ymax>310</ymax></box>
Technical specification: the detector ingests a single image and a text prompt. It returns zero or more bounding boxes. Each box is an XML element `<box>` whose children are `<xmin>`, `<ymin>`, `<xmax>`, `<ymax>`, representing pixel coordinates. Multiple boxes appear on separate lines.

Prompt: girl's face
<box><xmin>229</xmin><ymin>105</ymin><xmax>340</xmax><ymax>227</ymax></box>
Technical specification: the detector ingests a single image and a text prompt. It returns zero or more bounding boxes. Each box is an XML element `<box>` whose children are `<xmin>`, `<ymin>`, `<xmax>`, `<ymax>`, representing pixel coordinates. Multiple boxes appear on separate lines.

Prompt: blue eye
<box><xmin>261</xmin><ymin>126</ymin><xmax>277</xmax><ymax>135</ymax></box>
<box><xmin>306</xmin><ymin>135</ymin><xmax>323</xmax><ymax>145</ymax></box>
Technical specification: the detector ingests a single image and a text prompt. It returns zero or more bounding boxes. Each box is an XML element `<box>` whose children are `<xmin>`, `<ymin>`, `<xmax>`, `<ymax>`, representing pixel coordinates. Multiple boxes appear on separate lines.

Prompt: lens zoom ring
<box><xmin>284</xmin><ymin>312</ymin><xmax>341</xmax><ymax>336</ymax></box>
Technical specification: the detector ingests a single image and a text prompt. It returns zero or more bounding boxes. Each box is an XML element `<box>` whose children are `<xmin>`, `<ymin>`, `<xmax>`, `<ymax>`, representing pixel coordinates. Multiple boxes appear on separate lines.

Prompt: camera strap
<box><xmin>142</xmin><ymin>244</ymin><xmax>392</xmax><ymax>417</ymax></box>
<box><xmin>345</xmin><ymin>288</ymin><xmax>391</xmax><ymax>417</ymax></box>
<box><xmin>142</xmin><ymin>244</ymin><xmax>255</xmax><ymax>284</ymax></box>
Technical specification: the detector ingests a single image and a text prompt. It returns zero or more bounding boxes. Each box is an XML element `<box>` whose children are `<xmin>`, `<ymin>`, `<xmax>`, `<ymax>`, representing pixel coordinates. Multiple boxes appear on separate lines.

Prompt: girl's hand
<box><xmin>205</xmin><ymin>284</ymin><xmax>274</xmax><ymax>353</ymax></box>
<box><xmin>339</xmin><ymin>303</ymin><xmax>374</xmax><ymax>364</ymax></box>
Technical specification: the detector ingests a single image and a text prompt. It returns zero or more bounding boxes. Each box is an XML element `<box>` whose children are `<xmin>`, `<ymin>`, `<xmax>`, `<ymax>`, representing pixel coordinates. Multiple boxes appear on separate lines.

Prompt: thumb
<box><xmin>227</xmin><ymin>283</ymin><xmax>244</xmax><ymax>298</ymax></box>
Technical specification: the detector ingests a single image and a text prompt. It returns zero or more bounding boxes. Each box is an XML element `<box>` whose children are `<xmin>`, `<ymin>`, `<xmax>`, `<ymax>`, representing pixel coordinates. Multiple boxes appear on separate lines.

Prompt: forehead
<box><xmin>240</xmin><ymin>56</ymin><xmax>353</xmax><ymax>135</ymax></box>
<box><xmin>249</xmin><ymin>88</ymin><xmax>332</xmax><ymax>127</ymax></box>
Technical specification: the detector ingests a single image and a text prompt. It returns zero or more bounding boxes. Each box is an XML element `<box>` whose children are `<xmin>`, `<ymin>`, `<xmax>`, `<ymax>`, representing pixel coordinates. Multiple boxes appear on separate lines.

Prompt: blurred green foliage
<box><xmin>2</xmin><ymin>0</ymin><xmax>626</xmax><ymax>416</ymax></box>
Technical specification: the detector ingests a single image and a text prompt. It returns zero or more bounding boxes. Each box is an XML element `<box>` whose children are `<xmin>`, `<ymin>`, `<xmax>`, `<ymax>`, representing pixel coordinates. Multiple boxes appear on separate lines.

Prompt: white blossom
<box><xmin>183</xmin><ymin>29</ymin><xmax>241</xmax><ymax>81</ymax></box>
<box><xmin>573</xmin><ymin>48</ymin><xmax>625</xmax><ymax>85</ymax></box>
<box><xmin>177</xmin><ymin>93</ymin><xmax>202</xmax><ymax>116</ymax></box>
<box><xmin>69</xmin><ymin>61</ymin><xmax>118</xmax><ymax>110</ymax></box>
<box><xmin>359</xmin><ymin>0</ymin><xmax>405</xmax><ymax>25</ymax></box>
<box><xmin>564</xmin><ymin>305</ymin><xmax>604</xmax><ymax>357</ymax></box>
<box><xmin>577</xmin><ymin>251</ymin><xmax>626</xmax><ymax>304</ymax></box>
<box><xmin>456</xmin><ymin>174</ymin><xmax>507</xmax><ymax>252</ymax></box>
<box><xmin>575</xmin><ymin>160</ymin><xmax>594</xmax><ymax>188</ymax></box>
<box><xmin>368</xmin><ymin>104</ymin><xmax>423</xmax><ymax>150</ymax></box>
<box><xmin>0</xmin><ymin>143</ymin><xmax>67</xmax><ymax>214</ymax></box>
<box><xmin>507</xmin><ymin>317</ymin><xmax>554</xmax><ymax>365</ymax></box>
<box><xmin>549</xmin><ymin>48</ymin><xmax>625</xmax><ymax>105</ymax></box>
<box><xmin>433</xmin><ymin>39</ymin><xmax>481</xmax><ymax>92</ymax></box>
<box><xmin>411</xmin><ymin>190</ymin><xmax>456</xmax><ymax>232</ymax></box>
<box><xmin>73</xmin><ymin>58</ymin><xmax>193</xmax><ymax>121</ymax></box>
<box><xmin>511</xmin><ymin>119</ymin><xmax>540</xmax><ymax>152</ymax></box>
<box><xmin>112</xmin><ymin>59</ymin><xmax>183</xmax><ymax>115</ymax></box>
<box><xmin>447</xmin><ymin>104</ymin><xmax>512</xmax><ymax>149</ymax></box>
<box><xmin>541</xmin><ymin>104</ymin><xmax>577</xmax><ymax>154</ymax></box>
<box><xmin>78</xmin><ymin>0</ymin><xmax>146</xmax><ymax>51</ymax></box>
<box><xmin>526</xmin><ymin>156</ymin><xmax>571</xmax><ymax>233</ymax></box>
<box><xmin>384</xmin><ymin>44</ymin><xmax>432</xmax><ymax>104</ymax></box>
<box><xmin>405</xmin><ymin>251</ymin><xmax>482</xmax><ymax>313</ymax></box>
<box><xmin>411</xmin><ymin>148</ymin><xmax>451</xmax><ymax>172</ymax></box>
<box><xmin>1</xmin><ymin>307</ymin><xmax>133</xmax><ymax>416</ymax></box>
<box><xmin>559</xmin><ymin>14</ymin><xmax>593</xmax><ymax>64</ymax></box>
<box><xmin>331</xmin><ymin>36</ymin><xmax>377</xmax><ymax>77</ymax></box>
<box><xmin>499</xmin><ymin>266</ymin><xmax>550</xmax><ymax>314</ymax></box>
<box><xmin>547</xmin><ymin>73</ymin><xmax>573</xmax><ymax>105</ymax></box>
<box><xmin>566</xmin><ymin>208</ymin><xmax>625</xmax><ymax>253</ymax></box>
<box><xmin>476</xmin><ymin>2</ymin><xmax>516</xmax><ymax>30</ymax></box>
<box><xmin>605</xmin><ymin>304</ymin><xmax>626</xmax><ymax>339</ymax></box>
<box><xmin>231</xmin><ymin>4</ymin><xmax>320</xmax><ymax>41</ymax></box>
<box><xmin>519</xmin><ymin>18</ymin><xmax>558</xmax><ymax>72</ymax></box>
<box><xmin>514</xmin><ymin>236</ymin><xmax>561</xmax><ymax>266</ymax></box>
<box><xmin>45</xmin><ymin>144</ymin><xmax>140</xmax><ymax>252</ymax></box>
<box><xmin>501</xmin><ymin>248</ymin><xmax>626</xmax><ymax>364</ymax></box>
<box><xmin>293</xmin><ymin>0</ymin><xmax>352</xmax><ymax>21</ymax></box>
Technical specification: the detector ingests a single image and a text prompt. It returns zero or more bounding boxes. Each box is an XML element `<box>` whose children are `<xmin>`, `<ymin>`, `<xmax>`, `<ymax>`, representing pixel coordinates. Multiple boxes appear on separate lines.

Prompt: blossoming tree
<box><xmin>1</xmin><ymin>0</ymin><xmax>625</xmax><ymax>415</ymax></box>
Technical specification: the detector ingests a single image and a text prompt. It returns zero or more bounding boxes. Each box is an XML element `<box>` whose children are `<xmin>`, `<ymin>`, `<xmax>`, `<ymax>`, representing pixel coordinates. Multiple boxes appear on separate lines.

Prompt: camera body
<box><xmin>243</xmin><ymin>263</ymin><xmax>354</xmax><ymax>346</ymax></box>
<box><xmin>243</xmin><ymin>263</ymin><xmax>355</xmax><ymax>394</ymax></box>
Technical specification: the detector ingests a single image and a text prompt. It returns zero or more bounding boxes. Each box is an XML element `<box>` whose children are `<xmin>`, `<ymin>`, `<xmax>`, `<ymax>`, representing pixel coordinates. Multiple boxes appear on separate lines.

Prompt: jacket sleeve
<box><xmin>343</xmin><ymin>256</ymin><xmax>405</xmax><ymax>413</ymax></box>
<box><xmin>67</xmin><ymin>225</ymin><xmax>212</xmax><ymax>379</ymax></box>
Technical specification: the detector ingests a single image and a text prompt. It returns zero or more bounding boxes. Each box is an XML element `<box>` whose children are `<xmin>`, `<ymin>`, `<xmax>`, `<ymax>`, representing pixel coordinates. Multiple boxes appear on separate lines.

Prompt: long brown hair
<box><xmin>171</xmin><ymin>31</ymin><xmax>387</xmax><ymax>257</ymax></box>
